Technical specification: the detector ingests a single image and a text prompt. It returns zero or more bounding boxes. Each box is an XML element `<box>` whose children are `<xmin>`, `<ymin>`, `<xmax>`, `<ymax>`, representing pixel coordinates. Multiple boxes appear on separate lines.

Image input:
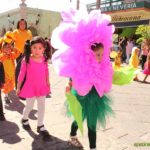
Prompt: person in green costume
<box><xmin>66</xmin><ymin>43</ymin><xmax>114</xmax><ymax>150</ymax></box>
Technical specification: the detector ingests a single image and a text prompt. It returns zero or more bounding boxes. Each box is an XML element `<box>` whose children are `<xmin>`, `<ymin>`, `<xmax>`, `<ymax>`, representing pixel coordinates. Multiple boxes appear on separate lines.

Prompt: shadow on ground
<box><xmin>4</xmin><ymin>90</ymin><xmax>37</xmax><ymax>120</ymax></box>
<box><xmin>0</xmin><ymin>120</ymin><xmax>22</xmax><ymax>144</ymax></box>
<box><xmin>26</xmin><ymin>130</ymin><xmax>83</xmax><ymax>150</ymax></box>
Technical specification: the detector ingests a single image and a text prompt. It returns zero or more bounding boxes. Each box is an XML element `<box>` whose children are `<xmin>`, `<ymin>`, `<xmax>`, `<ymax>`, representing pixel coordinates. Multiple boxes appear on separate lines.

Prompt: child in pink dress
<box><xmin>16</xmin><ymin>36</ymin><xmax>51</xmax><ymax>140</ymax></box>
<box><xmin>143</xmin><ymin>52</ymin><xmax>150</xmax><ymax>82</ymax></box>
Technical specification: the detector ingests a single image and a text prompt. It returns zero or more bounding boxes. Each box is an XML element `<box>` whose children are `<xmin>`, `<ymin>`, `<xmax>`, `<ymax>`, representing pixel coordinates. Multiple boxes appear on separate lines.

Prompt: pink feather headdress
<box><xmin>51</xmin><ymin>8</ymin><xmax>115</xmax><ymax>97</ymax></box>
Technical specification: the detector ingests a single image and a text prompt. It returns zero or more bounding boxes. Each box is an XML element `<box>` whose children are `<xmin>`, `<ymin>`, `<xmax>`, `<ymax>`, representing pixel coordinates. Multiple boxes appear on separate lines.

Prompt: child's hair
<box><xmin>1</xmin><ymin>42</ymin><xmax>8</xmax><ymax>49</ymax></box>
<box><xmin>24</xmin><ymin>36</ymin><xmax>51</xmax><ymax>63</ymax></box>
<box><xmin>45</xmin><ymin>39</ymin><xmax>52</xmax><ymax>59</ymax></box>
<box><xmin>91</xmin><ymin>42</ymin><xmax>104</xmax><ymax>51</ymax></box>
<box><xmin>1</xmin><ymin>42</ymin><xmax>13</xmax><ymax>50</ymax></box>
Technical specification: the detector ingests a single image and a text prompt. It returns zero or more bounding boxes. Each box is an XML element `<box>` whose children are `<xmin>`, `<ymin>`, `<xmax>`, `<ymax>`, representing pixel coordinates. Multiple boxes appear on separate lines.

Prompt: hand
<box><xmin>16</xmin><ymin>89</ymin><xmax>20</xmax><ymax>96</ymax></box>
<box><xmin>47</xmin><ymin>81</ymin><xmax>50</xmax><ymax>88</ymax></box>
<box><xmin>65</xmin><ymin>86</ymin><xmax>71</xmax><ymax>93</ymax></box>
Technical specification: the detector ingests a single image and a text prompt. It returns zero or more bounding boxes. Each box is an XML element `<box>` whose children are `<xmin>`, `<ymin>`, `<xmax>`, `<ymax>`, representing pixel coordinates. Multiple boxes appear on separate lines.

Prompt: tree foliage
<box><xmin>135</xmin><ymin>25</ymin><xmax>150</xmax><ymax>45</ymax></box>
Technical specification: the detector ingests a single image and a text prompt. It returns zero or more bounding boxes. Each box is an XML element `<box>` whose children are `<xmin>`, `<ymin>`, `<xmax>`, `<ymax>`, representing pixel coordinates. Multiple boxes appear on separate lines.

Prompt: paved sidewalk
<box><xmin>0</xmin><ymin>64</ymin><xmax>150</xmax><ymax>150</ymax></box>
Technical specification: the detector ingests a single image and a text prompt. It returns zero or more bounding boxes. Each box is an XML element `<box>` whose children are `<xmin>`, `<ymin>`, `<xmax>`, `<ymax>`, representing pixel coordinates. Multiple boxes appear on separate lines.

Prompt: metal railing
<box><xmin>87</xmin><ymin>0</ymin><xmax>150</xmax><ymax>12</ymax></box>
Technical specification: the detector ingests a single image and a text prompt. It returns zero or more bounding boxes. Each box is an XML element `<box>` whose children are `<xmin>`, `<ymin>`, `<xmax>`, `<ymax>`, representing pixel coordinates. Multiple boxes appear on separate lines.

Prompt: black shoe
<box><xmin>0</xmin><ymin>114</ymin><xmax>6</xmax><ymax>121</ymax></box>
<box><xmin>4</xmin><ymin>97</ymin><xmax>11</xmax><ymax>104</ymax></box>
<box><xmin>21</xmin><ymin>119</ymin><xmax>31</xmax><ymax>131</ymax></box>
<box><xmin>37</xmin><ymin>125</ymin><xmax>52</xmax><ymax>141</ymax></box>
<box><xmin>46</xmin><ymin>94</ymin><xmax>51</xmax><ymax>98</ymax></box>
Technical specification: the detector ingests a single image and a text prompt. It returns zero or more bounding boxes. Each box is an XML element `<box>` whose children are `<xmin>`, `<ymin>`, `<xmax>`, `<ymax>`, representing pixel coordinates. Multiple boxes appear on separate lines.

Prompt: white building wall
<box><xmin>0</xmin><ymin>7</ymin><xmax>61</xmax><ymax>38</ymax></box>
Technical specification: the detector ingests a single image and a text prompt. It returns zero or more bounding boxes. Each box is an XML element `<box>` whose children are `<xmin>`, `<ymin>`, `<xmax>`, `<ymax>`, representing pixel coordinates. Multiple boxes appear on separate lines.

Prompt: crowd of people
<box><xmin>112</xmin><ymin>37</ymin><xmax>150</xmax><ymax>83</ymax></box>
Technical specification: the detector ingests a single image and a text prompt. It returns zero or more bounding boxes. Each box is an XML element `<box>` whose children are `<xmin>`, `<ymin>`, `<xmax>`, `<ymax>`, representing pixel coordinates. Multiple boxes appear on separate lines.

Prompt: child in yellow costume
<box><xmin>112</xmin><ymin>48</ymin><xmax>138</xmax><ymax>85</ymax></box>
<box><xmin>129</xmin><ymin>47</ymin><xmax>140</xmax><ymax>81</ymax></box>
<box><xmin>0</xmin><ymin>31</ymin><xmax>20</xmax><ymax>104</ymax></box>
<box><xmin>113</xmin><ymin>49</ymin><xmax>122</xmax><ymax>69</ymax></box>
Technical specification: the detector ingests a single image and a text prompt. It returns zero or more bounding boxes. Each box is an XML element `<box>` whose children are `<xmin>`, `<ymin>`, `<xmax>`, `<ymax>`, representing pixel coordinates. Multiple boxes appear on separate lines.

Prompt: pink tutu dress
<box><xmin>143</xmin><ymin>62</ymin><xmax>150</xmax><ymax>75</ymax></box>
<box><xmin>18</xmin><ymin>58</ymin><xmax>50</xmax><ymax>98</ymax></box>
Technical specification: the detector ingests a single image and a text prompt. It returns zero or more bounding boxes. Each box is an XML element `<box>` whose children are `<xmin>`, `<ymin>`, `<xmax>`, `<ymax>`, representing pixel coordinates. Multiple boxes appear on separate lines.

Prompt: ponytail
<box><xmin>24</xmin><ymin>40</ymin><xmax>31</xmax><ymax>63</ymax></box>
<box><xmin>44</xmin><ymin>40</ymin><xmax>51</xmax><ymax>62</ymax></box>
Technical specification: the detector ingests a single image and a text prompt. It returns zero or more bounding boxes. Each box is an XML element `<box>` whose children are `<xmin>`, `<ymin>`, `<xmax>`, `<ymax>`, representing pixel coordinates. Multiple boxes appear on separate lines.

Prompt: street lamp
<box><xmin>7</xmin><ymin>14</ymin><xmax>14</xmax><ymax>25</ymax></box>
<box><xmin>36</xmin><ymin>14</ymin><xmax>40</xmax><ymax>25</ymax></box>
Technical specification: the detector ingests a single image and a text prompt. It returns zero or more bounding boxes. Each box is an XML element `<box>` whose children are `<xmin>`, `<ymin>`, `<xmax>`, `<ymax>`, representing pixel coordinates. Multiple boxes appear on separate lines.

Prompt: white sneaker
<box><xmin>90</xmin><ymin>148</ymin><xmax>96</xmax><ymax>150</ymax></box>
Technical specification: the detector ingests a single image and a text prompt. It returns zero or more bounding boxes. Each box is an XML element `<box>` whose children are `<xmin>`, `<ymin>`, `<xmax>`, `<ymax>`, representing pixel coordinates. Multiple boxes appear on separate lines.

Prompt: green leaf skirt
<box><xmin>66</xmin><ymin>86</ymin><xmax>114</xmax><ymax>133</ymax></box>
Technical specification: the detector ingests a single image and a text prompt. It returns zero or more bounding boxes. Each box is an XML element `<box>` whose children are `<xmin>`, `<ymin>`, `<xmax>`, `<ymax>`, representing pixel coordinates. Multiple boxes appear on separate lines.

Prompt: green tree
<box><xmin>135</xmin><ymin>25</ymin><xmax>150</xmax><ymax>47</ymax></box>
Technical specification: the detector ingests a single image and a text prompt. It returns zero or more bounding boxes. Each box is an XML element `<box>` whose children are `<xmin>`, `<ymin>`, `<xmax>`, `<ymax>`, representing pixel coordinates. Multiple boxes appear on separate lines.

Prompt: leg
<box><xmin>46</xmin><ymin>92</ymin><xmax>51</xmax><ymax>98</ymax></box>
<box><xmin>134</xmin><ymin>75</ymin><xmax>139</xmax><ymax>81</ymax></box>
<box><xmin>15</xmin><ymin>59</ymin><xmax>21</xmax><ymax>89</ymax></box>
<box><xmin>126</xmin><ymin>53</ymin><xmax>129</xmax><ymax>64</ymax></box>
<box><xmin>0</xmin><ymin>90</ymin><xmax>3</xmax><ymax>115</ymax></box>
<box><xmin>86</xmin><ymin>106</ymin><xmax>97</xmax><ymax>149</ymax></box>
<box><xmin>69</xmin><ymin>121</ymin><xmax>83</xmax><ymax>148</ymax></box>
<box><xmin>143</xmin><ymin>75</ymin><xmax>148</xmax><ymax>82</ymax></box>
<box><xmin>37</xmin><ymin>96</ymin><xmax>46</xmax><ymax>127</ymax></box>
<box><xmin>23</xmin><ymin>97</ymin><xmax>35</xmax><ymax>120</ymax></box>
<box><xmin>36</xmin><ymin>96</ymin><xmax>51</xmax><ymax>140</ymax></box>
<box><xmin>4</xmin><ymin>93</ymin><xmax>11</xmax><ymax>104</ymax></box>
<box><xmin>0</xmin><ymin>90</ymin><xmax>5</xmax><ymax>121</ymax></box>
<box><xmin>88</xmin><ymin>127</ymin><xmax>96</xmax><ymax>149</ymax></box>
<box><xmin>22</xmin><ymin>97</ymin><xmax>35</xmax><ymax>130</ymax></box>
<box><xmin>122</xmin><ymin>48</ymin><xmax>126</xmax><ymax>63</ymax></box>
<box><xmin>141</xmin><ymin>55</ymin><xmax>147</xmax><ymax>70</ymax></box>
<box><xmin>70</xmin><ymin>121</ymin><xmax>78</xmax><ymax>137</ymax></box>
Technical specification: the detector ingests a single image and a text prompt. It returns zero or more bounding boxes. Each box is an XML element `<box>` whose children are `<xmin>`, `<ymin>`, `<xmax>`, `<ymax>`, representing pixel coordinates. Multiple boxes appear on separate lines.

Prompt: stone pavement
<box><xmin>0</xmin><ymin>64</ymin><xmax>150</xmax><ymax>150</ymax></box>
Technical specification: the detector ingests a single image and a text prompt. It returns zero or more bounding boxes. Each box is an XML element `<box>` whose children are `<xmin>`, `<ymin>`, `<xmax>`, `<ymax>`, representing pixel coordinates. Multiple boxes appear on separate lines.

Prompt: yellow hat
<box><xmin>3</xmin><ymin>31</ymin><xmax>15</xmax><ymax>43</ymax></box>
<box><xmin>110</xmin><ymin>51</ymin><xmax>117</xmax><ymax>58</ymax></box>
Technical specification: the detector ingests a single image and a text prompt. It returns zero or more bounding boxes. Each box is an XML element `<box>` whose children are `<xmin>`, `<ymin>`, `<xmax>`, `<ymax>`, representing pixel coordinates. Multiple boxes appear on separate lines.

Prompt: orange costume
<box><xmin>0</xmin><ymin>31</ymin><xmax>21</xmax><ymax>94</ymax></box>
<box><xmin>13</xmin><ymin>29</ymin><xmax>32</xmax><ymax>54</ymax></box>
<box><xmin>0</xmin><ymin>48</ymin><xmax>20</xmax><ymax>94</ymax></box>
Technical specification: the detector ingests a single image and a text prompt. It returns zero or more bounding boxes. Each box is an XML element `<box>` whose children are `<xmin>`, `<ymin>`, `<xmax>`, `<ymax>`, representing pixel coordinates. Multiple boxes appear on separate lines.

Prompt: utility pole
<box><xmin>96</xmin><ymin>0</ymin><xmax>100</xmax><ymax>9</ymax></box>
<box><xmin>77</xmin><ymin>0</ymin><xmax>80</xmax><ymax>10</ymax></box>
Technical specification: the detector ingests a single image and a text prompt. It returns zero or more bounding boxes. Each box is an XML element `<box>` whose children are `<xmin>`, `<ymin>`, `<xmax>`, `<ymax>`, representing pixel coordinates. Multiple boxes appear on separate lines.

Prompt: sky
<box><xmin>0</xmin><ymin>0</ymin><xmax>96</xmax><ymax>13</ymax></box>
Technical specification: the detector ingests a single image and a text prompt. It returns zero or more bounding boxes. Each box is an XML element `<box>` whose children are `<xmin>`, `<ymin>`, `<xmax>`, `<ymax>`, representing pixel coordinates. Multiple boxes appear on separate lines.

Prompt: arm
<box><xmin>45</xmin><ymin>62</ymin><xmax>50</xmax><ymax>86</ymax></box>
<box><xmin>16</xmin><ymin>82</ymin><xmax>22</xmax><ymax>95</ymax></box>
<box><xmin>11</xmin><ymin>48</ymin><xmax>21</xmax><ymax>59</ymax></box>
<box><xmin>16</xmin><ymin>59</ymin><xmax>27</xmax><ymax>95</ymax></box>
<box><xmin>0</xmin><ymin>53</ymin><xmax>6</xmax><ymax>62</ymax></box>
<box><xmin>65</xmin><ymin>78</ymin><xmax>72</xmax><ymax>93</ymax></box>
<box><xmin>28</xmin><ymin>30</ymin><xmax>32</xmax><ymax>40</ymax></box>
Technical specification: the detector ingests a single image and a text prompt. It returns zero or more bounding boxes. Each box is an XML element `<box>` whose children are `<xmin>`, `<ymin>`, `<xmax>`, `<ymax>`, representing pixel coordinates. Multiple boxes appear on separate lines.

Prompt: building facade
<box><xmin>87</xmin><ymin>0</ymin><xmax>150</xmax><ymax>28</ymax></box>
<box><xmin>0</xmin><ymin>2</ymin><xmax>61</xmax><ymax>38</ymax></box>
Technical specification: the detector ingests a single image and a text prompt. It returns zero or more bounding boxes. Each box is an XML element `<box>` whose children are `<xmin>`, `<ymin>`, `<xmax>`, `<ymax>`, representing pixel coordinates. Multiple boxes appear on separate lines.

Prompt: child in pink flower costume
<box><xmin>52</xmin><ymin>8</ymin><xmax>114</xmax><ymax>150</ymax></box>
